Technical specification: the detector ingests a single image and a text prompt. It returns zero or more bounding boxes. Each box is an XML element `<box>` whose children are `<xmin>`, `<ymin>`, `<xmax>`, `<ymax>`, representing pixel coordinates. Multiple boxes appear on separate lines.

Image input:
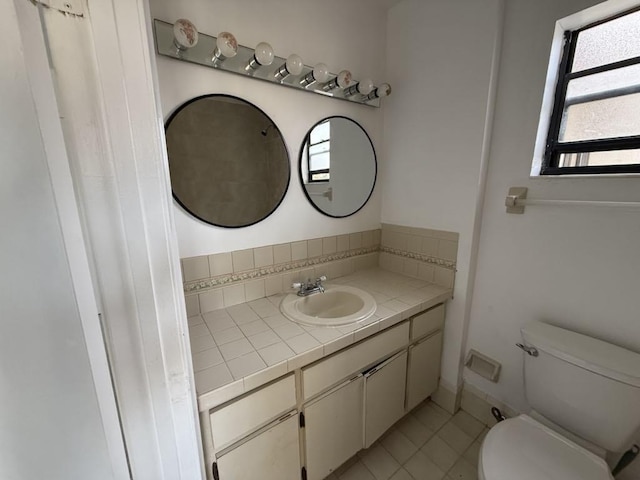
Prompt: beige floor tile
<box><xmin>396</xmin><ymin>413</ymin><xmax>435</xmax><ymax>448</ymax></box>
<box><xmin>447</xmin><ymin>457</ymin><xmax>477</xmax><ymax>480</ymax></box>
<box><xmin>413</xmin><ymin>402</ymin><xmax>451</xmax><ymax>432</ymax></box>
<box><xmin>437</xmin><ymin>421</ymin><xmax>474</xmax><ymax>454</ymax></box>
<box><xmin>451</xmin><ymin>411</ymin><xmax>485</xmax><ymax>439</ymax></box>
<box><xmin>339</xmin><ymin>460</ymin><xmax>376</xmax><ymax>480</ymax></box>
<box><xmin>462</xmin><ymin>441</ymin><xmax>481</xmax><ymax>466</ymax></box>
<box><xmin>359</xmin><ymin>443</ymin><xmax>401</xmax><ymax>480</ymax></box>
<box><xmin>421</xmin><ymin>435</ymin><xmax>459</xmax><ymax>472</ymax></box>
<box><xmin>333</xmin><ymin>455</ymin><xmax>360</xmax><ymax>477</ymax></box>
<box><xmin>403</xmin><ymin>451</ymin><xmax>445</xmax><ymax>480</ymax></box>
<box><xmin>389</xmin><ymin>468</ymin><xmax>413</xmax><ymax>480</ymax></box>
<box><xmin>381</xmin><ymin>429</ymin><xmax>418</xmax><ymax>464</ymax></box>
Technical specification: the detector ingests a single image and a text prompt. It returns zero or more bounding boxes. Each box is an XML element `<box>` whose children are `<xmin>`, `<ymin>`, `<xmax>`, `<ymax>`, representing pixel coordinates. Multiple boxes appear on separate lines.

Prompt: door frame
<box><xmin>16</xmin><ymin>0</ymin><xmax>205</xmax><ymax>478</ymax></box>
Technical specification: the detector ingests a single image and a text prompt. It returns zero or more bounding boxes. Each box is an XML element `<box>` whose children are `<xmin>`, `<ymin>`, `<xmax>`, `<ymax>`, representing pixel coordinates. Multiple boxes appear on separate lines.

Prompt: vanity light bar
<box><xmin>156</xmin><ymin>18</ymin><xmax>391</xmax><ymax>107</ymax></box>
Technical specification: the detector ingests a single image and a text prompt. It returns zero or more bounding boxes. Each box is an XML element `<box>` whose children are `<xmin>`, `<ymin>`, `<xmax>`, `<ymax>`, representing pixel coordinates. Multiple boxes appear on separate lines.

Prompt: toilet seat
<box><xmin>479</xmin><ymin>414</ymin><xmax>613</xmax><ymax>480</ymax></box>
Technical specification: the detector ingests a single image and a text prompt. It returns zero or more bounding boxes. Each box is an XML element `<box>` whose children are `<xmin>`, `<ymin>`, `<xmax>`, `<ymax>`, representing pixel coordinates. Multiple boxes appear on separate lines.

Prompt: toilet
<box><xmin>478</xmin><ymin>321</ymin><xmax>640</xmax><ymax>480</ymax></box>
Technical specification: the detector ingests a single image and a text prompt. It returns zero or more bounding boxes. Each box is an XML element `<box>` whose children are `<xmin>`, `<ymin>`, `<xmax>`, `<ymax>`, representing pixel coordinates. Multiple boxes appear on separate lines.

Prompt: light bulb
<box><xmin>287</xmin><ymin>55</ymin><xmax>305</xmax><ymax>76</ymax></box>
<box><xmin>322</xmin><ymin>70</ymin><xmax>353</xmax><ymax>91</ymax></box>
<box><xmin>364</xmin><ymin>83</ymin><xmax>392</xmax><ymax>102</ymax></box>
<box><xmin>300</xmin><ymin>63</ymin><xmax>330</xmax><ymax>87</ymax></box>
<box><xmin>245</xmin><ymin>42</ymin><xmax>274</xmax><ymax>71</ymax></box>
<box><xmin>172</xmin><ymin>19</ymin><xmax>199</xmax><ymax>52</ymax></box>
<box><xmin>274</xmin><ymin>54</ymin><xmax>304</xmax><ymax>80</ymax></box>
<box><xmin>377</xmin><ymin>83</ymin><xmax>392</xmax><ymax>97</ymax></box>
<box><xmin>344</xmin><ymin>78</ymin><xmax>375</xmax><ymax>97</ymax></box>
<box><xmin>212</xmin><ymin>31</ymin><xmax>238</xmax><ymax>64</ymax></box>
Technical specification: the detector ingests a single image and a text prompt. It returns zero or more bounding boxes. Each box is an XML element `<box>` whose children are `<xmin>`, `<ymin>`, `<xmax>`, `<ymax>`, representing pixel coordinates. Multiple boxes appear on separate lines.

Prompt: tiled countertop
<box><xmin>188</xmin><ymin>267</ymin><xmax>452</xmax><ymax>412</ymax></box>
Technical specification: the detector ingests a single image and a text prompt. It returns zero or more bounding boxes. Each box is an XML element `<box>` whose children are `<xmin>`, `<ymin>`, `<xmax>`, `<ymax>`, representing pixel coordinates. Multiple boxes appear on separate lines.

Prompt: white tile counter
<box><xmin>188</xmin><ymin>267</ymin><xmax>452</xmax><ymax>412</ymax></box>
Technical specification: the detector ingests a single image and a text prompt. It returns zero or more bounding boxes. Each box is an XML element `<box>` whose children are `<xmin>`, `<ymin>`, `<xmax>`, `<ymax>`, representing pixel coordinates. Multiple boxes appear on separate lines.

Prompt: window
<box><xmin>541</xmin><ymin>7</ymin><xmax>640</xmax><ymax>175</ymax></box>
<box><xmin>307</xmin><ymin>120</ymin><xmax>330</xmax><ymax>182</ymax></box>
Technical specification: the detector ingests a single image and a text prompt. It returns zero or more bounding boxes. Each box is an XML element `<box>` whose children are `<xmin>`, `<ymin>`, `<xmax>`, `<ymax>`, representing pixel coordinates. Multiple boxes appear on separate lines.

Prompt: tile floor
<box><xmin>324</xmin><ymin>400</ymin><xmax>487</xmax><ymax>480</ymax></box>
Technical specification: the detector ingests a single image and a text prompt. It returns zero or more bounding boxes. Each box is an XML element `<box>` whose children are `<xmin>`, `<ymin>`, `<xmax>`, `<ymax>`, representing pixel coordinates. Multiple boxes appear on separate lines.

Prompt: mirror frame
<box><xmin>298</xmin><ymin>115</ymin><xmax>377</xmax><ymax>218</ymax></box>
<box><xmin>165</xmin><ymin>94</ymin><xmax>290</xmax><ymax>228</ymax></box>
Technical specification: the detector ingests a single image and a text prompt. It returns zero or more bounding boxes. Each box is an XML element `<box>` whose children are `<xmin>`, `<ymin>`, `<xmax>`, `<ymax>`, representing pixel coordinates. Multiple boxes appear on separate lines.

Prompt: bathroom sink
<box><xmin>280</xmin><ymin>285</ymin><xmax>376</xmax><ymax>327</ymax></box>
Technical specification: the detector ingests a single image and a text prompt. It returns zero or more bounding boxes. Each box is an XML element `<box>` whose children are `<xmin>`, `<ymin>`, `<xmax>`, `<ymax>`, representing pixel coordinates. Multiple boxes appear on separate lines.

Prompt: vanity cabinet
<box><xmin>304</xmin><ymin>375</ymin><xmax>365</xmax><ymax>480</ymax></box>
<box><xmin>363</xmin><ymin>350</ymin><xmax>408</xmax><ymax>448</ymax></box>
<box><xmin>200</xmin><ymin>303</ymin><xmax>446</xmax><ymax>480</ymax></box>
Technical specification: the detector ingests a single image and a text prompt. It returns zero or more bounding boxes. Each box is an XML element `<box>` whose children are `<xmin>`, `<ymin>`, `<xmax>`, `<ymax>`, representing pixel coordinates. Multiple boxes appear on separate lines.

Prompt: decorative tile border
<box><xmin>380</xmin><ymin>246</ymin><xmax>457</xmax><ymax>271</ymax></box>
<box><xmin>184</xmin><ymin>246</ymin><xmax>379</xmax><ymax>293</ymax></box>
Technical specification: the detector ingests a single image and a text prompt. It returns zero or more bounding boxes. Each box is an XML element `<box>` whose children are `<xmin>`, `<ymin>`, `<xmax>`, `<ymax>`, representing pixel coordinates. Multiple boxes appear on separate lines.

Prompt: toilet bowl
<box><xmin>478</xmin><ymin>414</ymin><xmax>613</xmax><ymax>480</ymax></box>
<box><xmin>476</xmin><ymin>321</ymin><xmax>640</xmax><ymax>480</ymax></box>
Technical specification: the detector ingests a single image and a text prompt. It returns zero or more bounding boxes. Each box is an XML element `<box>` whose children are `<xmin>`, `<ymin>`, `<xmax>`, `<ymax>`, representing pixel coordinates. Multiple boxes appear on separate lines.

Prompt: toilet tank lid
<box><xmin>522</xmin><ymin>321</ymin><xmax>640</xmax><ymax>388</ymax></box>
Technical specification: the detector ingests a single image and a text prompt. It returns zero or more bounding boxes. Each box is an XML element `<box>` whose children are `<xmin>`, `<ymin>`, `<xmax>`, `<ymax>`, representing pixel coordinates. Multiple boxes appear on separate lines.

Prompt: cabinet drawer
<box><xmin>210</xmin><ymin>374</ymin><xmax>296</xmax><ymax>451</ymax></box>
<box><xmin>303</xmin><ymin>322</ymin><xmax>409</xmax><ymax>400</ymax></box>
<box><xmin>411</xmin><ymin>304</ymin><xmax>444</xmax><ymax>340</ymax></box>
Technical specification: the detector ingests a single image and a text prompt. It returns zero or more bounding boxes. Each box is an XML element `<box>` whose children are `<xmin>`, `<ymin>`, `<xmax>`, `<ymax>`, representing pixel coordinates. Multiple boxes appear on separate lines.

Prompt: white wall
<box><xmin>466</xmin><ymin>0</ymin><xmax>640</xmax><ymax>416</ymax></box>
<box><xmin>383</xmin><ymin>0</ymin><xmax>502</xmax><ymax>390</ymax></box>
<box><xmin>150</xmin><ymin>0</ymin><xmax>390</xmax><ymax>258</ymax></box>
<box><xmin>0</xmin><ymin>2</ymin><xmax>116</xmax><ymax>478</ymax></box>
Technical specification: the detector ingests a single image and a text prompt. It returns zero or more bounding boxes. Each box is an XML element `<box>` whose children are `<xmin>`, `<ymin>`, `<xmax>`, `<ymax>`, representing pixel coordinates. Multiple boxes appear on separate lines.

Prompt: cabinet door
<box><xmin>364</xmin><ymin>351</ymin><xmax>408</xmax><ymax>447</ymax></box>
<box><xmin>215</xmin><ymin>412</ymin><xmax>300</xmax><ymax>480</ymax></box>
<box><xmin>304</xmin><ymin>375</ymin><xmax>364</xmax><ymax>480</ymax></box>
<box><xmin>406</xmin><ymin>331</ymin><xmax>443</xmax><ymax>411</ymax></box>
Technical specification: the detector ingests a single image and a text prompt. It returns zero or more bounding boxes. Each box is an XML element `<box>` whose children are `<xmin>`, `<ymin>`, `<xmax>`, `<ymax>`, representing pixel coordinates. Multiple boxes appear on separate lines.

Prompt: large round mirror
<box><xmin>165</xmin><ymin>94</ymin><xmax>290</xmax><ymax>228</ymax></box>
<box><xmin>299</xmin><ymin>116</ymin><xmax>376</xmax><ymax>218</ymax></box>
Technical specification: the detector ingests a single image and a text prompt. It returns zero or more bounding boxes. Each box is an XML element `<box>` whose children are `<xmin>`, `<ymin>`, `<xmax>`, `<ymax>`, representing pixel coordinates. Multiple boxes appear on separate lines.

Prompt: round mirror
<box><xmin>299</xmin><ymin>116</ymin><xmax>376</xmax><ymax>218</ymax></box>
<box><xmin>165</xmin><ymin>94</ymin><xmax>290</xmax><ymax>228</ymax></box>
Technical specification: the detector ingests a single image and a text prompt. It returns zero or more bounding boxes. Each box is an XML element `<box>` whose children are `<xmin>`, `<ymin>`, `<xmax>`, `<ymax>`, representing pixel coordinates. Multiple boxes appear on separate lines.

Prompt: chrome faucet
<box><xmin>292</xmin><ymin>276</ymin><xmax>327</xmax><ymax>297</ymax></box>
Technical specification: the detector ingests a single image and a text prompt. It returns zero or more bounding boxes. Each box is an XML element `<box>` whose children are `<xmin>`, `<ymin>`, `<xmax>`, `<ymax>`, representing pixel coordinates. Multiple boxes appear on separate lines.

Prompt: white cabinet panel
<box><xmin>364</xmin><ymin>351</ymin><xmax>408</xmax><ymax>447</ymax></box>
<box><xmin>304</xmin><ymin>375</ymin><xmax>364</xmax><ymax>480</ymax></box>
<box><xmin>210</xmin><ymin>374</ymin><xmax>295</xmax><ymax>450</ymax></box>
<box><xmin>406</xmin><ymin>331</ymin><xmax>443</xmax><ymax>411</ymax></box>
<box><xmin>303</xmin><ymin>322</ymin><xmax>409</xmax><ymax>400</ymax></box>
<box><xmin>215</xmin><ymin>413</ymin><xmax>300</xmax><ymax>480</ymax></box>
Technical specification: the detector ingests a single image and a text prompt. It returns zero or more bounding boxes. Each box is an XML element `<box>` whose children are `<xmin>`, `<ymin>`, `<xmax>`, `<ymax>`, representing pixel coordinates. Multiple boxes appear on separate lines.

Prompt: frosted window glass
<box><xmin>572</xmin><ymin>9</ymin><xmax>640</xmax><ymax>72</ymax></box>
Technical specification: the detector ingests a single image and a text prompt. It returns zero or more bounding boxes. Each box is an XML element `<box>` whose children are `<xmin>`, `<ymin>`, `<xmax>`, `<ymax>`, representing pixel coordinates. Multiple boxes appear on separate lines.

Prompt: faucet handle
<box><xmin>292</xmin><ymin>282</ymin><xmax>303</xmax><ymax>289</ymax></box>
<box><xmin>317</xmin><ymin>275</ymin><xmax>327</xmax><ymax>282</ymax></box>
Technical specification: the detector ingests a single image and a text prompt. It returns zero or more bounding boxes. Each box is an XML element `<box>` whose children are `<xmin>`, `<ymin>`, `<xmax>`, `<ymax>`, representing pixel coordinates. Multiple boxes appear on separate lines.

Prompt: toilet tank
<box><xmin>521</xmin><ymin>321</ymin><xmax>640</xmax><ymax>452</ymax></box>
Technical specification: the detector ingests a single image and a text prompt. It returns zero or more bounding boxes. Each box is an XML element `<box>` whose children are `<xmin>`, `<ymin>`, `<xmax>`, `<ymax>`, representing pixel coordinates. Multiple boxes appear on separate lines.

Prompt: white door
<box><xmin>406</xmin><ymin>331</ymin><xmax>443</xmax><ymax>411</ymax></box>
<box><xmin>364</xmin><ymin>351</ymin><xmax>408</xmax><ymax>447</ymax></box>
<box><xmin>304</xmin><ymin>375</ymin><xmax>365</xmax><ymax>480</ymax></box>
<box><xmin>215</xmin><ymin>412</ymin><xmax>300</xmax><ymax>480</ymax></box>
<box><xmin>0</xmin><ymin>2</ymin><xmax>128</xmax><ymax>478</ymax></box>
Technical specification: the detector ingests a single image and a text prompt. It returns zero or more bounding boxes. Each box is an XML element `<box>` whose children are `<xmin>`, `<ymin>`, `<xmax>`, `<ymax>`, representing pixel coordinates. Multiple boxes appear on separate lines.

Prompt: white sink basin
<box><xmin>280</xmin><ymin>285</ymin><xmax>376</xmax><ymax>327</ymax></box>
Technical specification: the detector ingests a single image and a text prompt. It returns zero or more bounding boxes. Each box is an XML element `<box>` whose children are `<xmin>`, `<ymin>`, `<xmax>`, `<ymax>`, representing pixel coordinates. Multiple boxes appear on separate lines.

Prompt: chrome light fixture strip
<box><xmin>153</xmin><ymin>19</ymin><xmax>382</xmax><ymax>108</ymax></box>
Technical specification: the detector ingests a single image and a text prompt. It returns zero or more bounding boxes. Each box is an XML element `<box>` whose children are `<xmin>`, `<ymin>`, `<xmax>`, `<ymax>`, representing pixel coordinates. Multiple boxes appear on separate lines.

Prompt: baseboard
<box><xmin>430</xmin><ymin>380</ymin><xmax>460</xmax><ymax>415</ymax></box>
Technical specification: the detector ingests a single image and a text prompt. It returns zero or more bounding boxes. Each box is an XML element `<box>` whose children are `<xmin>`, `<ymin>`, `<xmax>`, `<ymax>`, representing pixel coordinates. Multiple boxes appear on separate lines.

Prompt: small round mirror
<box><xmin>165</xmin><ymin>94</ymin><xmax>290</xmax><ymax>228</ymax></box>
<box><xmin>299</xmin><ymin>116</ymin><xmax>376</xmax><ymax>218</ymax></box>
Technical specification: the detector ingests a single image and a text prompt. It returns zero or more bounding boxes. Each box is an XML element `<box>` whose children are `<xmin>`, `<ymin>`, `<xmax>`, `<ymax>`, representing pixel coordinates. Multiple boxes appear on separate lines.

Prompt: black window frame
<box><xmin>541</xmin><ymin>6</ymin><xmax>640</xmax><ymax>175</ymax></box>
<box><xmin>306</xmin><ymin>123</ymin><xmax>331</xmax><ymax>183</ymax></box>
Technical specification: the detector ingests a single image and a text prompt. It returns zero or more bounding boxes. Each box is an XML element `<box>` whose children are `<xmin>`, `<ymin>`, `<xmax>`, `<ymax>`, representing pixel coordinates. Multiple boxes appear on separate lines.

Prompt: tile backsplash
<box><xmin>182</xmin><ymin>230</ymin><xmax>381</xmax><ymax>316</ymax></box>
<box><xmin>379</xmin><ymin>223</ymin><xmax>458</xmax><ymax>289</ymax></box>
<box><xmin>182</xmin><ymin>225</ymin><xmax>458</xmax><ymax>317</ymax></box>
